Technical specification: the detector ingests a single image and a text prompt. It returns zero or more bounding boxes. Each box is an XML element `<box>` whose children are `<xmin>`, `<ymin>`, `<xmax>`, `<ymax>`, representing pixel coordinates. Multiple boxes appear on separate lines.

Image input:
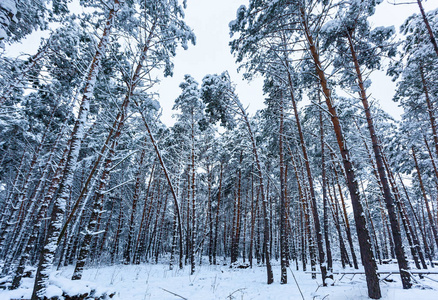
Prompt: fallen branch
<box><xmin>160</xmin><ymin>288</ymin><xmax>188</xmax><ymax>300</ymax></box>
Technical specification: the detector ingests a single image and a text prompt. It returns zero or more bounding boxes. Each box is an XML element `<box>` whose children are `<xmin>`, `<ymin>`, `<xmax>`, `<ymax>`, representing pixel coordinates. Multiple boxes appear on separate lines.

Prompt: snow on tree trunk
<box><xmin>279</xmin><ymin>95</ymin><xmax>287</xmax><ymax>284</ymax></box>
<box><xmin>31</xmin><ymin>3</ymin><xmax>119</xmax><ymax>298</ymax></box>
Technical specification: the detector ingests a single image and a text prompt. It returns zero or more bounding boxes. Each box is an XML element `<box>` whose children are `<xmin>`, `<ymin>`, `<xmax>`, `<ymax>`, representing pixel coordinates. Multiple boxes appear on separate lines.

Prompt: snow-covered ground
<box><xmin>2</xmin><ymin>261</ymin><xmax>438</xmax><ymax>299</ymax></box>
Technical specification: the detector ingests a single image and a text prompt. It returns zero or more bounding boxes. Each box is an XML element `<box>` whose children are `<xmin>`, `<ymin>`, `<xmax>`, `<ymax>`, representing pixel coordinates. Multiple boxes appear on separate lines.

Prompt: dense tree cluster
<box><xmin>0</xmin><ymin>1</ymin><xmax>437</xmax><ymax>299</ymax></box>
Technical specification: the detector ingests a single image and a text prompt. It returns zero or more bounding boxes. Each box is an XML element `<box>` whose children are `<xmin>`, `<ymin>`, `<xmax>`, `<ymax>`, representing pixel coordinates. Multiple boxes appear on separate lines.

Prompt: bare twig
<box><xmin>289</xmin><ymin>266</ymin><xmax>305</xmax><ymax>300</ymax></box>
<box><xmin>227</xmin><ymin>288</ymin><xmax>247</xmax><ymax>299</ymax></box>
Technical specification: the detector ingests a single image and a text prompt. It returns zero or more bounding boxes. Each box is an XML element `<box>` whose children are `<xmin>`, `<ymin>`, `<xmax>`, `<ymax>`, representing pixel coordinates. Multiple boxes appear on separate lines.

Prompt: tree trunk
<box><xmin>72</xmin><ymin>143</ymin><xmax>115</xmax><ymax>280</ymax></box>
<box><xmin>331</xmin><ymin>159</ymin><xmax>358</xmax><ymax>269</ymax></box>
<box><xmin>327</xmin><ymin>179</ymin><xmax>350</xmax><ymax>269</ymax></box>
<box><xmin>249</xmin><ymin>171</ymin><xmax>258</xmax><ymax>268</ymax></box>
<box><xmin>279</xmin><ymin>95</ymin><xmax>287</xmax><ymax>284</ymax></box>
<box><xmin>190</xmin><ymin>113</ymin><xmax>196</xmax><ymax>275</ymax></box>
<box><xmin>348</xmin><ymin>33</ymin><xmax>411</xmax><ymax>287</ymax></box>
<box><xmin>419</xmin><ymin>65</ymin><xmax>438</xmax><ymax>160</ymax></box>
<box><xmin>412</xmin><ymin>147</ymin><xmax>438</xmax><ymax>250</ymax></box>
<box><xmin>320</xmin><ymin>102</ymin><xmax>333</xmax><ymax>278</ymax></box>
<box><xmin>136</xmin><ymin>102</ymin><xmax>184</xmax><ymax>269</ymax></box>
<box><xmin>123</xmin><ymin>148</ymin><xmax>147</xmax><ymax>264</ymax></box>
<box><xmin>237</xmin><ymin>102</ymin><xmax>273</xmax><ymax>284</ymax></box>
<box><xmin>300</xmin><ymin>6</ymin><xmax>380</xmax><ymax>297</ymax></box>
<box><xmin>213</xmin><ymin>163</ymin><xmax>224</xmax><ymax>265</ymax></box>
<box><xmin>30</xmin><ymin>5</ymin><xmax>119</xmax><ymax>291</ymax></box>
<box><xmin>398</xmin><ymin>173</ymin><xmax>435</xmax><ymax>266</ymax></box>
<box><xmin>134</xmin><ymin>163</ymin><xmax>156</xmax><ymax>264</ymax></box>
<box><xmin>416</xmin><ymin>0</ymin><xmax>438</xmax><ymax>57</ymax></box>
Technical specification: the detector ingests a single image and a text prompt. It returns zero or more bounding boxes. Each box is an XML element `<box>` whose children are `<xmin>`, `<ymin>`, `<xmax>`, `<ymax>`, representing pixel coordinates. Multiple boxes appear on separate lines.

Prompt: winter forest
<box><xmin>1</xmin><ymin>0</ymin><xmax>438</xmax><ymax>299</ymax></box>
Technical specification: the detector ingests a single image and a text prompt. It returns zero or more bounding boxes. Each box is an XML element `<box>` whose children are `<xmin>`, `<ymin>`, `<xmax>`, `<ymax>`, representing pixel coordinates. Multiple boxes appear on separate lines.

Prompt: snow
<box><xmin>1</xmin><ymin>261</ymin><xmax>437</xmax><ymax>300</ymax></box>
<box><xmin>0</xmin><ymin>28</ymin><xmax>6</xmax><ymax>41</ymax></box>
<box><xmin>0</xmin><ymin>0</ymin><xmax>17</xmax><ymax>15</ymax></box>
<box><xmin>45</xmin><ymin>284</ymin><xmax>63</xmax><ymax>299</ymax></box>
<box><xmin>0</xmin><ymin>0</ymin><xmax>18</xmax><ymax>47</ymax></box>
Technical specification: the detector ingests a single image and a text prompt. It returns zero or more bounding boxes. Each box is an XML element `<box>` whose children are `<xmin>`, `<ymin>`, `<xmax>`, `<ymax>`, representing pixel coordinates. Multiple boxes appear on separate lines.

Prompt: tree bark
<box><xmin>279</xmin><ymin>95</ymin><xmax>287</xmax><ymax>284</ymax></box>
<box><xmin>31</xmin><ymin>4</ymin><xmax>119</xmax><ymax>296</ymax></box>
<box><xmin>412</xmin><ymin>147</ymin><xmax>438</xmax><ymax>250</ymax></box>
<box><xmin>300</xmin><ymin>6</ymin><xmax>380</xmax><ymax>297</ymax></box>
<box><xmin>237</xmin><ymin>102</ymin><xmax>274</xmax><ymax>284</ymax></box>
<box><xmin>135</xmin><ymin>100</ymin><xmax>184</xmax><ymax>269</ymax></box>
<box><xmin>416</xmin><ymin>0</ymin><xmax>438</xmax><ymax>57</ymax></box>
<box><xmin>285</xmin><ymin>65</ymin><xmax>327</xmax><ymax>285</ymax></box>
<box><xmin>320</xmin><ymin>99</ymin><xmax>333</xmax><ymax>278</ymax></box>
<box><xmin>213</xmin><ymin>163</ymin><xmax>224</xmax><ymax>265</ymax></box>
<box><xmin>348</xmin><ymin>32</ymin><xmax>411</xmax><ymax>288</ymax></box>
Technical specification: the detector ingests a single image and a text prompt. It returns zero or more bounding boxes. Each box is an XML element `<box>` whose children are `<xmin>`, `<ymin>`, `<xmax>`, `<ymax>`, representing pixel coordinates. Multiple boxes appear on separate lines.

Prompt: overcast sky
<box><xmin>157</xmin><ymin>0</ymin><xmax>438</xmax><ymax>126</ymax></box>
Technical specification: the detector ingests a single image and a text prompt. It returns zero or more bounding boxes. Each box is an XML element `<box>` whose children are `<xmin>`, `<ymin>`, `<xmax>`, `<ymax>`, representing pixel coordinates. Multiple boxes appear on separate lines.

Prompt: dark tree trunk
<box><xmin>279</xmin><ymin>95</ymin><xmax>287</xmax><ymax>284</ymax></box>
<box><xmin>412</xmin><ymin>147</ymin><xmax>438</xmax><ymax>250</ymax></box>
<box><xmin>123</xmin><ymin>148</ymin><xmax>147</xmax><ymax>264</ymax></box>
<box><xmin>213</xmin><ymin>163</ymin><xmax>224</xmax><ymax>265</ymax></box>
<box><xmin>300</xmin><ymin>6</ymin><xmax>381</xmax><ymax>297</ymax></box>
<box><xmin>320</xmin><ymin>98</ymin><xmax>333</xmax><ymax>278</ymax></box>
<box><xmin>249</xmin><ymin>172</ymin><xmax>258</xmax><ymax>268</ymax></box>
<box><xmin>134</xmin><ymin>163</ymin><xmax>156</xmax><ymax>264</ymax></box>
<box><xmin>327</xmin><ymin>180</ymin><xmax>350</xmax><ymax>269</ymax></box>
<box><xmin>416</xmin><ymin>0</ymin><xmax>438</xmax><ymax>57</ymax></box>
<box><xmin>348</xmin><ymin>32</ymin><xmax>411</xmax><ymax>288</ymax></box>
<box><xmin>332</xmin><ymin>160</ymin><xmax>358</xmax><ymax>269</ymax></box>
<box><xmin>286</xmin><ymin>63</ymin><xmax>327</xmax><ymax>286</ymax></box>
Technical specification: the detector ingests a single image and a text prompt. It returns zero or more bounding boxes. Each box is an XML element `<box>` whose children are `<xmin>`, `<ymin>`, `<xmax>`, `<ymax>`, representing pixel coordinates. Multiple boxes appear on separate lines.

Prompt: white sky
<box><xmin>155</xmin><ymin>0</ymin><xmax>264</xmax><ymax>126</ymax></box>
<box><xmin>4</xmin><ymin>0</ymin><xmax>438</xmax><ymax>126</ymax></box>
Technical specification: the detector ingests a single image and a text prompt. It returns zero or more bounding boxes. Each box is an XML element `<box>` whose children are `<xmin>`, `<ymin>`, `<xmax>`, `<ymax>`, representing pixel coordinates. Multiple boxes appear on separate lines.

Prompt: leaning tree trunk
<box><xmin>382</xmin><ymin>153</ymin><xmax>427</xmax><ymax>269</ymax></box>
<box><xmin>31</xmin><ymin>4</ymin><xmax>119</xmax><ymax>298</ymax></box>
<box><xmin>300</xmin><ymin>6</ymin><xmax>381</xmax><ymax>298</ymax></box>
<box><xmin>236</xmin><ymin>101</ymin><xmax>274</xmax><ymax>284</ymax></box>
<box><xmin>398</xmin><ymin>172</ymin><xmax>434</xmax><ymax>266</ymax></box>
<box><xmin>72</xmin><ymin>140</ymin><xmax>117</xmax><ymax>280</ymax></box>
<box><xmin>136</xmin><ymin>99</ymin><xmax>184</xmax><ymax>269</ymax></box>
<box><xmin>285</xmin><ymin>65</ymin><xmax>327</xmax><ymax>285</ymax></box>
<box><xmin>385</xmin><ymin>165</ymin><xmax>423</xmax><ymax>270</ymax></box>
<box><xmin>0</xmin><ymin>152</ymin><xmax>26</xmax><ymax>260</ymax></box>
<box><xmin>72</xmin><ymin>18</ymin><xmax>160</xmax><ymax>279</ymax></box>
<box><xmin>1</xmin><ymin>108</ymin><xmax>58</xmax><ymax>263</ymax></box>
<box><xmin>331</xmin><ymin>158</ymin><xmax>359</xmax><ymax>269</ymax></box>
<box><xmin>412</xmin><ymin>147</ymin><xmax>438</xmax><ymax>250</ymax></box>
<box><xmin>320</xmin><ymin>100</ymin><xmax>333</xmax><ymax>277</ymax></box>
<box><xmin>10</xmin><ymin>144</ymin><xmax>64</xmax><ymax>289</ymax></box>
<box><xmin>419</xmin><ymin>65</ymin><xmax>438</xmax><ymax>159</ymax></box>
<box><xmin>416</xmin><ymin>0</ymin><xmax>438</xmax><ymax>57</ymax></box>
<box><xmin>123</xmin><ymin>147</ymin><xmax>147</xmax><ymax>264</ymax></box>
<box><xmin>134</xmin><ymin>163</ymin><xmax>156</xmax><ymax>264</ymax></box>
<box><xmin>57</xmin><ymin>19</ymin><xmax>157</xmax><ymax>246</ymax></box>
<box><xmin>348</xmin><ymin>33</ymin><xmax>411</xmax><ymax>288</ymax></box>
